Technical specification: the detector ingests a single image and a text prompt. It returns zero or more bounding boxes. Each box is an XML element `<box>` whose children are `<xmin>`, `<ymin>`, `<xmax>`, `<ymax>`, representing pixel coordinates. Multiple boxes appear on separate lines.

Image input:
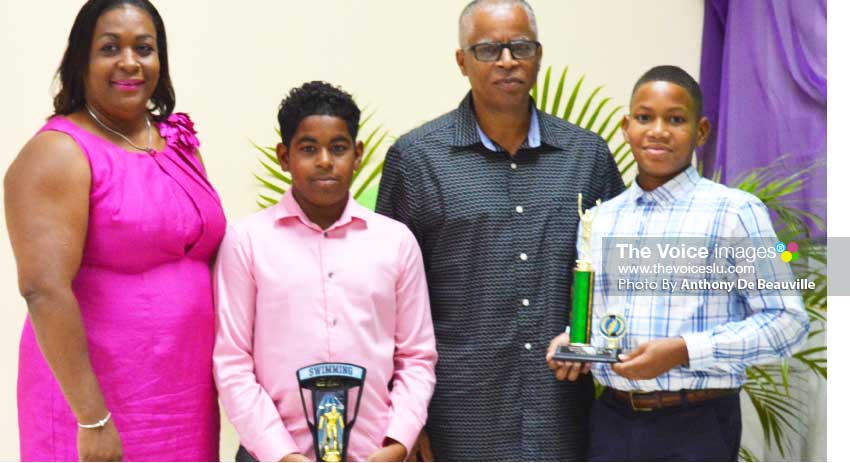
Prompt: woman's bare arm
<box><xmin>5</xmin><ymin>131</ymin><xmax>121</xmax><ymax>460</ymax></box>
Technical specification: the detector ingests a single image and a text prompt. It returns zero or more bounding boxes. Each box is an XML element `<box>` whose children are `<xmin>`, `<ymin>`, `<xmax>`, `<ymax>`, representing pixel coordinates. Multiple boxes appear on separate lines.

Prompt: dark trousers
<box><xmin>235</xmin><ymin>445</ymin><xmax>258</xmax><ymax>462</ymax></box>
<box><xmin>588</xmin><ymin>389</ymin><xmax>742</xmax><ymax>462</ymax></box>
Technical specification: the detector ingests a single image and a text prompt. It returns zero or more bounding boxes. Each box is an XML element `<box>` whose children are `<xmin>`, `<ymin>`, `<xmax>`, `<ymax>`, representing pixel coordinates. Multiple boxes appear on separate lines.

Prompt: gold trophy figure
<box><xmin>318</xmin><ymin>405</ymin><xmax>345</xmax><ymax>462</ymax></box>
<box><xmin>577</xmin><ymin>194</ymin><xmax>600</xmax><ymax>271</ymax></box>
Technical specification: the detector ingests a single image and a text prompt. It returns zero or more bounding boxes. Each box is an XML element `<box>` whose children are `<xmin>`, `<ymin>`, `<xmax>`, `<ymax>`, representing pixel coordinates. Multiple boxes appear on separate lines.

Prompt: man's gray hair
<box><xmin>458</xmin><ymin>0</ymin><xmax>538</xmax><ymax>48</ymax></box>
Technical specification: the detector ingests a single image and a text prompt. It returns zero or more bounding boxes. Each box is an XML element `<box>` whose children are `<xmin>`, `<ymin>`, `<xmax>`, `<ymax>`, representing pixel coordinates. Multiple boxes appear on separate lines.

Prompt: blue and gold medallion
<box><xmin>599</xmin><ymin>313</ymin><xmax>627</xmax><ymax>352</ymax></box>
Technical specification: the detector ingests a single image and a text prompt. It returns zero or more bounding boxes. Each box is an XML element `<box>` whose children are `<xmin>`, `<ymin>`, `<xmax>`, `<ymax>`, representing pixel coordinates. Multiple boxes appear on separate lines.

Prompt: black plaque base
<box><xmin>553</xmin><ymin>344</ymin><xmax>620</xmax><ymax>363</ymax></box>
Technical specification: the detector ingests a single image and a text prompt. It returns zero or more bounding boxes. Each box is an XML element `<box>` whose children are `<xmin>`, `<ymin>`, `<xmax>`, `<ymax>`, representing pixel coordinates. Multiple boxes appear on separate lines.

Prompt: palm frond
<box><xmin>743</xmin><ymin>381</ymin><xmax>808</xmax><ymax>458</ymax></box>
<box><xmin>575</xmin><ymin>85</ymin><xmax>603</xmax><ymax>127</ymax></box>
<box><xmin>549</xmin><ymin>67</ymin><xmax>569</xmax><ymax>116</ymax></box>
<box><xmin>584</xmin><ymin>97</ymin><xmax>611</xmax><ymax>131</ymax></box>
<box><xmin>253</xmin><ymin>173</ymin><xmax>286</xmax><ymax>196</ymax></box>
<box><xmin>534</xmin><ymin>66</ymin><xmax>634</xmax><ymax>178</ymax></box>
<box><xmin>257</xmin><ymin>159</ymin><xmax>292</xmax><ymax>185</ymax></box>
<box><xmin>739</xmin><ymin>446</ymin><xmax>759</xmax><ymax>462</ymax></box>
<box><xmin>562</xmin><ymin>74</ymin><xmax>584</xmax><ymax>121</ymax></box>
<box><xmin>354</xmin><ymin>159</ymin><xmax>385</xmax><ymax>199</ymax></box>
<box><xmin>595</xmin><ymin>104</ymin><xmax>623</xmax><ymax>139</ymax></box>
<box><xmin>539</xmin><ymin>67</ymin><xmax>552</xmax><ymax>113</ymax></box>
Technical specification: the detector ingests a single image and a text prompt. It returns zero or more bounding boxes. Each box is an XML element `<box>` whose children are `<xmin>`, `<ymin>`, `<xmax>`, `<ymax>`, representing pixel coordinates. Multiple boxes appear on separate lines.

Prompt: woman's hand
<box><xmin>77</xmin><ymin>419</ymin><xmax>123</xmax><ymax>461</ymax></box>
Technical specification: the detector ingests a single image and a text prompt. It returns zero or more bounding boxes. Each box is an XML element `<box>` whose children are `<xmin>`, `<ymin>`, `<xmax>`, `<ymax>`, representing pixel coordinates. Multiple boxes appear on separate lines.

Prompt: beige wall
<box><xmin>0</xmin><ymin>1</ymin><xmax>708</xmax><ymax>460</ymax></box>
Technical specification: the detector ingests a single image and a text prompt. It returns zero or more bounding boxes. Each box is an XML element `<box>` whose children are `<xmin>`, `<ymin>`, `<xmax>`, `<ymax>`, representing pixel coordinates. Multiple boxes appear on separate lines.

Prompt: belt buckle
<box><xmin>628</xmin><ymin>390</ymin><xmax>654</xmax><ymax>412</ymax></box>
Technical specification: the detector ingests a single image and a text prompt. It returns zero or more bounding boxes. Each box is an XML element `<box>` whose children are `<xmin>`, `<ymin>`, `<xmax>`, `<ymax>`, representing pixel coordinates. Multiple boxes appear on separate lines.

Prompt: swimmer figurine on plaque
<box><xmin>553</xmin><ymin>194</ymin><xmax>626</xmax><ymax>363</ymax></box>
<box><xmin>297</xmin><ymin>363</ymin><xmax>366</xmax><ymax>462</ymax></box>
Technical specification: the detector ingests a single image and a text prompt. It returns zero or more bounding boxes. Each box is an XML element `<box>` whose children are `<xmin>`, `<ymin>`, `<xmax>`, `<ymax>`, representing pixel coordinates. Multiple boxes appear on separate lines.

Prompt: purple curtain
<box><xmin>698</xmin><ymin>0</ymin><xmax>826</xmax><ymax>237</ymax></box>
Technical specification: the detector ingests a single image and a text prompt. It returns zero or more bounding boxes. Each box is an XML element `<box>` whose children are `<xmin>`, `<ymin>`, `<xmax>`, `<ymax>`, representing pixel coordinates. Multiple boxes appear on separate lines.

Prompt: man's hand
<box><xmin>279</xmin><ymin>452</ymin><xmax>310</xmax><ymax>462</ymax></box>
<box><xmin>611</xmin><ymin>337</ymin><xmax>689</xmax><ymax>380</ymax></box>
<box><xmin>368</xmin><ymin>438</ymin><xmax>408</xmax><ymax>462</ymax></box>
<box><xmin>404</xmin><ymin>430</ymin><xmax>433</xmax><ymax>462</ymax></box>
<box><xmin>545</xmin><ymin>332</ymin><xmax>591</xmax><ymax>381</ymax></box>
<box><xmin>77</xmin><ymin>420</ymin><xmax>122</xmax><ymax>461</ymax></box>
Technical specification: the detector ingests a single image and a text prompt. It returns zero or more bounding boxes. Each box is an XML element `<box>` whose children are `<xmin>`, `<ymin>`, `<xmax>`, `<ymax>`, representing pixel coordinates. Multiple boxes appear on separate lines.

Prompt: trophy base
<box><xmin>321</xmin><ymin>449</ymin><xmax>342</xmax><ymax>462</ymax></box>
<box><xmin>553</xmin><ymin>344</ymin><xmax>620</xmax><ymax>363</ymax></box>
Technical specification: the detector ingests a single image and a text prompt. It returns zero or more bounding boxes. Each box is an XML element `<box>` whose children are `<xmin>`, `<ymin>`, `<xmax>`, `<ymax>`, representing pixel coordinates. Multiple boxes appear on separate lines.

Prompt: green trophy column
<box><xmin>570</xmin><ymin>264</ymin><xmax>594</xmax><ymax>345</ymax></box>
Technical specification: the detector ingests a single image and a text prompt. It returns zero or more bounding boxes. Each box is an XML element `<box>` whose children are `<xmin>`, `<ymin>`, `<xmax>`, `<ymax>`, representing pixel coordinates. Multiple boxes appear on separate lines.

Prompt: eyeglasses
<box><xmin>466</xmin><ymin>40</ymin><xmax>541</xmax><ymax>62</ymax></box>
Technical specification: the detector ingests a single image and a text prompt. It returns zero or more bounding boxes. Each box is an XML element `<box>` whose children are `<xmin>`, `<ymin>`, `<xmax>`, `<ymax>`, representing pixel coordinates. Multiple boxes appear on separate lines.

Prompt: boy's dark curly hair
<box><xmin>277</xmin><ymin>81</ymin><xmax>360</xmax><ymax>147</ymax></box>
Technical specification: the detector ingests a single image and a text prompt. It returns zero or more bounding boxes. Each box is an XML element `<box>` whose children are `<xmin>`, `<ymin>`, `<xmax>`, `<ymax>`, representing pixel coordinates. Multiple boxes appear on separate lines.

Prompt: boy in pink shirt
<box><xmin>213</xmin><ymin>81</ymin><xmax>437</xmax><ymax>462</ymax></box>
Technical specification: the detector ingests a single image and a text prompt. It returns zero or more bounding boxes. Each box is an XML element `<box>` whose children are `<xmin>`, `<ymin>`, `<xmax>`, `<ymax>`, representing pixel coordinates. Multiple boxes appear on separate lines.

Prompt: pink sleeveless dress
<box><xmin>17</xmin><ymin>113</ymin><xmax>225</xmax><ymax>461</ymax></box>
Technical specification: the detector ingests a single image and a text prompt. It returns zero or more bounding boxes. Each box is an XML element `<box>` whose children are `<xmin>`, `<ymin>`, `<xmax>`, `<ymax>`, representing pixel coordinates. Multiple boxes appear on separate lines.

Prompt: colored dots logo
<box><xmin>776</xmin><ymin>241</ymin><xmax>799</xmax><ymax>262</ymax></box>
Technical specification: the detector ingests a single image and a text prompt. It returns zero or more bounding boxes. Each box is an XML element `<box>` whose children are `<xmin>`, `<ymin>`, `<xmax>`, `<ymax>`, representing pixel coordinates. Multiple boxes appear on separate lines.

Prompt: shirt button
<box><xmin>324</xmin><ymin>232</ymin><xmax>329</xmax><ymax>238</ymax></box>
<box><xmin>332</xmin><ymin>319</ymin><xmax>338</xmax><ymax>326</ymax></box>
<box><xmin>522</xmin><ymin>299</ymin><xmax>530</xmax><ymax>306</ymax></box>
<box><xmin>510</xmin><ymin>162</ymin><xmax>518</xmax><ymax>170</ymax></box>
<box><xmin>524</xmin><ymin>343</ymin><xmax>532</xmax><ymax>350</ymax></box>
<box><xmin>515</xmin><ymin>205</ymin><xmax>524</xmax><ymax>214</ymax></box>
<box><xmin>520</xmin><ymin>253</ymin><xmax>528</xmax><ymax>261</ymax></box>
<box><xmin>328</xmin><ymin>272</ymin><xmax>334</xmax><ymax>278</ymax></box>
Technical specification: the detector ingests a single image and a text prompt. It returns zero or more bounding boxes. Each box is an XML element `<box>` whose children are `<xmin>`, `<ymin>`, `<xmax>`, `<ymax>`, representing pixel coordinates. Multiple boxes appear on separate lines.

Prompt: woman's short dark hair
<box><xmin>53</xmin><ymin>0</ymin><xmax>175</xmax><ymax>121</ymax></box>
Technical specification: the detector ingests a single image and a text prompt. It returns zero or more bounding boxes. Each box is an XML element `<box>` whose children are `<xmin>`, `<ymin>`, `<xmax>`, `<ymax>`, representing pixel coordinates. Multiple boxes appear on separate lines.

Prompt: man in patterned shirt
<box><xmin>546</xmin><ymin>65</ymin><xmax>810</xmax><ymax>461</ymax></box>
<box><xmin>377</xmin><ymin>0</ymin><xmax>624</xmax><ymax>460</ymax></box>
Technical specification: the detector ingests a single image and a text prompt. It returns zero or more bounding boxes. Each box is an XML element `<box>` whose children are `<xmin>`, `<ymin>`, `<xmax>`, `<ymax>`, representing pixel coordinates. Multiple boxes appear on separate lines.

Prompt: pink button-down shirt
<box><xmin>213</xmin><ymin>190</ymin><xmax>437</xmax><ymax>462</ymax></box>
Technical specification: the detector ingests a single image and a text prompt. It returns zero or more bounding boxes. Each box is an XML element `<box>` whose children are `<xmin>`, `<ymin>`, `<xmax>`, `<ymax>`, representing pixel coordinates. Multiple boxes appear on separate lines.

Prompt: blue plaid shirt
<box><xmin>583</xmin><ymin>166</ymin><xmax>810</xmax><ymax>391</ymax></box>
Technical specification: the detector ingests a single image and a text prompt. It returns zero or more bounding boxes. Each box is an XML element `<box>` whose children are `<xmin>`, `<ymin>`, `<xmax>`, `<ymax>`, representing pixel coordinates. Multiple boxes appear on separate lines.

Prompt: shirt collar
<box><xmin>627</xmin><ymin>165</ymin><xmax>702</xmax><ymax>207</ymax></box>
<box><xmin>475</xmin><ymin>105</ymin><xmax>541</xmax><ymax>151</ymax></box>
<box><xmin>274</xmin><ymin>188</ymin><xmax>368</xmax><ymax>231</ymax></box>
<box><xmin>451</xmin><ymin>91</ymin><xmax>567</xmax><ymax>150</ymax></box>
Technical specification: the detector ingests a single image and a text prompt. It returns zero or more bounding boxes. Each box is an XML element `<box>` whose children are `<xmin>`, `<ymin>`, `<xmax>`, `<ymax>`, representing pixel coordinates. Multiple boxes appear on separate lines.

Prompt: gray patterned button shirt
<box><xmin>376</xmin><ymin>93</ymin><xmax>625</xmax><ymax>461</ymax></box>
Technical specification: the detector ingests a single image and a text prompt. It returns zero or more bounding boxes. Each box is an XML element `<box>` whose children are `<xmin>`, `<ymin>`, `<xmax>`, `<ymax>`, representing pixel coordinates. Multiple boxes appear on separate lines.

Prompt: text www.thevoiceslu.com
<box><xmin>616</xmin><ymin>262</ymin><xmax>756</xmax><ymax>275</ymax></box>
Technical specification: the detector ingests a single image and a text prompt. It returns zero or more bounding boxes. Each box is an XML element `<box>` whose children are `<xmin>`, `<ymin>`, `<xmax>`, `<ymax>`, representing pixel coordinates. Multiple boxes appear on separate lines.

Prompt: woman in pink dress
<box><xmin>5</xmin><ymin>0</ymin><xmax>224</xmax><ymax>460</ymax></box>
